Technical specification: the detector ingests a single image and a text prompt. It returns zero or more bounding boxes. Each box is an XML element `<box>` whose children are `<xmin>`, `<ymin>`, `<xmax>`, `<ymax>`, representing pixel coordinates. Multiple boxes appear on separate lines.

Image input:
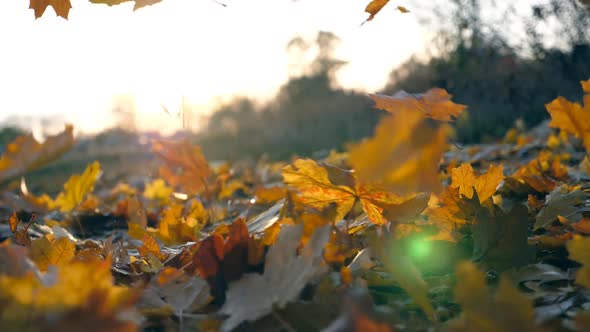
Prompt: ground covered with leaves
<box><xmin>2</xmin><ymin>82</ymin><xmax>590</xmax><ymax>331</ymax></box>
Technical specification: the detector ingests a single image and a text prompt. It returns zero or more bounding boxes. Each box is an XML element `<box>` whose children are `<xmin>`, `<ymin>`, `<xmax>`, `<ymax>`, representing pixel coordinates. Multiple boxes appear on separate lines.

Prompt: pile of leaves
<box><xmin>2</xmin><ymin>82</ymin><xmax>590</xmax><ymax>331</ymax></box>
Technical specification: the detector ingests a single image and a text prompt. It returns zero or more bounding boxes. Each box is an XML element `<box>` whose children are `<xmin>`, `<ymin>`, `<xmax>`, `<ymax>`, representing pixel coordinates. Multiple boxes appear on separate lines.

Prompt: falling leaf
<box><xmin>153</xmin><ymin>140</ymin><xmax>212</xmax><ymax>194</ymax></box>
<box><xmin>348</xmin><ymin>108</ymin><xmax>447</xmax><ymax>195</ymax></box>
<box><xmin>567</xmin><ymin>235</ymin><xmax>590</xmax><ymax>288</ymax></box>
<box><xmin>450</xmin><ymin>163</ymin><xmax>504</xmax><ymax>203</ymax></box>
<box><xmin>546</xmin><ymin>81</ymin><xmax>590</xmax><ymax>153</ymax></box>
<box><xmin>219</xmin><ymin>224</ymin><xmax>330</xmax><ymax>331</ymax></box>
<box><xmin>30</xmin><ymin>235</ymin><xmax>76</xmax><ymax>271</ymax></box>
<box><xmin>535</xmin><ymin>185</ymin><xmax>589</xmax><ymax>230</ymax></box>
<box><xmin>446</xmin><ymin>262</ymin><xmax>538</xmax><ymax>332</ymax></box>
<box><xmin>368</xmin><ymin>88</ymin><xmax>467</xmax><ymax>122</ymax></box>
<box><xmin>29</xmin><ymin>0</ymin><xmax>72</xmax><ymax>19</ymax></box>
<box><xmin>54</xmin><ymin>161</ymin><xmax>102</xmax><ymax>212</ymax></box>
<box><xmin>396</xmin><ymin>5</ymin><xmax>409</xmax><ymax>13</ymax></box>
<box><xmin>0</xmin><ymin>124</ymin><xmax>74</xmax><ymax>182</ymax></box>
<box><xmin>364</xmin><ymin>0</ymin><xmax>389</xmax><ymax>21</ymax></box>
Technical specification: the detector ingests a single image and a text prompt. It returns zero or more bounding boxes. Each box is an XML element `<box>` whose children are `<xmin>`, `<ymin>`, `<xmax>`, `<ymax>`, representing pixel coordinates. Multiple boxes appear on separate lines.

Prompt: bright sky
<box><xmin>0</xmin><ymin>0</ymin><xmax>427</xmax><ymax>134</ymax></box>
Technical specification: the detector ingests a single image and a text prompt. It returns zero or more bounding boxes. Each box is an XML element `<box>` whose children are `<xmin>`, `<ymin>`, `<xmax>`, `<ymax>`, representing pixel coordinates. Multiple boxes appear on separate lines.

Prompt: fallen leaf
<box><xmin>138</xmin><ymin>235</ymin><xmax>167</xmax><ymax>261</ymax></box>
<box><xmin>535</xmin><ymin>185</ymin><xmax>589</xmax><ymax>230</ymax></box>
<box><xmin>0</xmin><ymin>124</ymin><xmax>74</xmax><ymax>182</ymax></box>
<box><xmin>369</xmin><ymin>88</ymin><xmax>467</xmax><ymax>122</ymax></box>
<box><xmin>450</xmin><ymin>163</ymin><xmax>504</xmax><ymax>203</ymax></box>
<box><xmin>446</xmin><ymin>262</ymin><xmax>538</xmax><ymax>332</ymax></box>
<box><xmin>53</xmin><ymin>161</ymin><xmax>102</xmax><ymax>212</ymax></box>
<box><xmin>30</xmin><ymin>235</ymin><xmax>76</xmax><ymax>271</ymax></box>
<box><xmin>567</xmin><ymin>235</ymin><xmax>590</xmax><ymax>288</ymax></box>
<box><xmin>219</xmin><ymin>223</ymin><xmax>330</xmax><ymax>331</ymax></box>
<box><xmin>546</xmin><ymin>81</ymin><xmax>590</xmax><ymax>153</ymax></box>
<box><xmin>143</xmin><ymin>178</ymin><xmax>173</xmax><ymax>204</ymax></box>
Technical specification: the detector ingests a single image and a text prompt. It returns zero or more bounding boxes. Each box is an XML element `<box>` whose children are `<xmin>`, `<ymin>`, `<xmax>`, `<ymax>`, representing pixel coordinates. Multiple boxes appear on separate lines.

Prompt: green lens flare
<box><xmin>409</xmin><ymin>238</ymin><xmax>431</xmax><ymax>259</ymax></box>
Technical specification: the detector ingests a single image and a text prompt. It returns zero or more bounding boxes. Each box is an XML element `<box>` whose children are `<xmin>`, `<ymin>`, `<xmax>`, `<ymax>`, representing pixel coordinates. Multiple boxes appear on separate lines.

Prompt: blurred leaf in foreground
<box><xmin>0</xmin><ymin>124</ymin><xmax>74</xmax><ymax>183</ymax></box>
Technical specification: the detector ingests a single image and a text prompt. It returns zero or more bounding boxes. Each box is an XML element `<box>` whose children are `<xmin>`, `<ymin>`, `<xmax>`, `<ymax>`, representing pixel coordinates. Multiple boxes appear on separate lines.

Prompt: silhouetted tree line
<box><xmin>197</xmin><ymin>0</ymin><xmax>590</xmax><ymax>160</ymax></box>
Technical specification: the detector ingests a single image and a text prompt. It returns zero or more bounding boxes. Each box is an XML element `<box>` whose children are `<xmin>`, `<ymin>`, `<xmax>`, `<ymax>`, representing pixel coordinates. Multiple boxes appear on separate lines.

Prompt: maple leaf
<box><xmin>219</xmin><ymin>224</ymin><xmax>330</xmax><ymax>331</ymax></box>
<box><xmin>446</xmin><ymin>262</ymin><xmax>538</xmax><ymax>332</ymax></box>
<box><xmin>450</xmin><ymin>163</ymin><xmax>504</xmax><ymax>203</ymax></box>
<box><xmin>348</xmin><ymin>108</ymin><xmax>447</xmax><ymax>195</ymax></box>
<box><xmin>138</xmin><ymin>234</ymin><xmax>167</xmax><ymax>261</ymax></box>
<box><xmin>154</xmin><ymin>201</ymin><xmax>206</xmax><ymax>245</ymax></box>
<box><xmin>471</xmin><ymin>204</ymin><xmax>532</xmax><ymax>271</ymax></box>
<box><xmin>282</xmin><ymin>159</ymin><xmax>356</xmax><ymax>220</ymax></box>
<box><xmin>283</xmin><ymin>159</ymin><xmax>426</xmax><ymax>224</ymax></box>
<box><xmin>534</xmin><ymin>185</ymin><xmax>589</xmax><ymax>230</ymax></box>
<box><xmin>54</xmin><ymin>161</ymin><xmax>102</xmax><ymax>212</ymax></box>
<box><xmin>30</xmin><ymin>234</ymin><xmax>76</xmax><ymax>271</ymax></box>
<box><xmin>368</xmin><ymin>88</ymin><xmax>467</xmax><ymax>122</ymax></box>
<box><xmin>29</xmin><ymin>0</ymin><xmax>72</xmax><ymax>19</ymax></box>
<box><xmin>0</xmin><ymin>124</ymin><xmax>74</xmax><ymax>182</ymax></box>
<box><xmin>152</xmin><ymin>139</ymin><xmax>212</xmax><ymax>194</ymax></box>
<box><xmin>143</xmin><ymin>178</ymin><xmax>173</xmax><ymax>204</ymax></box>
<box><xmin>567</xmin><ymin>235</ymin><xmax>590</xmax><ymax>288</ymax></box>
<box><xmin>546</xmin><ymin>81</ymin><xmax>590</xmax><ymax>153</ymax></box>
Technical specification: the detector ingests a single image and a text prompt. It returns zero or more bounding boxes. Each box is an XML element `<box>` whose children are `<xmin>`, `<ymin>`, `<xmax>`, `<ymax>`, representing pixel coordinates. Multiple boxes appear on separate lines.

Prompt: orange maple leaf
<box><xmin>368</xmin><ymin>88</ymin><xmax>467</xmax><ymax>122</ymax></box>
<box><xmin>152</xmin><ymin>139</ymin><xmax>212</xmax><ymax>194</ymax></box>
<box><xmin>365</xmin><ymin>0</ymin><xmax>390</xmax><ymax>21</ymax></box>
<box><xmin>29</xmin><ymin>0</ymin><xmax>72</xmax><ymax>19</ymax></box>
<box><xmin>450</xmin><ymin>163</ymin><xmax>504</xmax><ymax>203</ymax></box>
<box><xmin>283</xmin><ymin>159</ymin><xmax>427</xmax><ymax>224</ymax></box>
<box><xmin>546</xmin><ymin>80</ymin><xmax>590</xmax><ymax>153</ymax></box>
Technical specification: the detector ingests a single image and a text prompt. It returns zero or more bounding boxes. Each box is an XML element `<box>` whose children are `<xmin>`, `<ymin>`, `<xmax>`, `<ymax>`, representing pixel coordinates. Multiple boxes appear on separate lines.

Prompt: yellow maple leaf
<box><xmin>368</xmin><ymin>88</ymin><xmax>467</xmax><ymax>122</ymax></box>
<box><xmin>29</xmin><ymin>0</ymin><xmax>72</xmax><ymax>19</ymax></box>
<box><xmin>567</xmin><ymin>235</ymin><xmax>590</xmax><ymax>288</ymax></box>
<box><xmin>143</xmin><ymin>178</ymin><xmax>173</xmax><ymax>204</ymax></box>
<box><xmin>152</xmin><ymin>140</ymin><xmax>212</xmax><ymax>194</ymax></box>
<box><xmin>546</xmin><ymin>81</ymin><xmax>590</xmax><ymax>153</ymax></box>
<box><xmin>450</xmin><ymin>163</ymin><xmax>504</xmax><ymax>203</ymax></box>
<box><xmin>282</xmin><ymin>159</ymin><xmax>357</xmax><ymax>221</ymax></box>
<box><xmin>447</xmin><ymin>262</ymin><xmax>538</xmax><ymax>332</ymax></box>
<box><xmin>0</xmin><ymin>124</ymin><xmax>74</xmax><ymax>182</ymax></box>
<box><xmin>30</xmin><ymin>235</ymin><xmax>76</xmax><ymax>271</ymax></box>
<box><xmin>283</xmin><ymin>159</ymin><xmax>425</xmax><ymax>224</ymax></box>
<box><xmin>54</xmin><ymin>161</ymin><xmax>102</xmax><ymax>212</ymax></box>
<box><xmin>348</xmin><ymin>109</ymin><xmax>447</xmax><ymax>195</ymax></box>
<box><xmin>139</xmin><ymin>234</ymin><xmax>167</xmax><ymax>261</ymax></box>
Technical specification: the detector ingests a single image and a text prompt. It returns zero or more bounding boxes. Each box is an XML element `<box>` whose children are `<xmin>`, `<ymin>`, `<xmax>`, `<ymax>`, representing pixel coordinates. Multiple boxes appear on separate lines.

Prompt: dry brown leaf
<box><xmin>535</xmin><ymin>185</ymin><xmax>589</xmax><ymax>230</ymax></box>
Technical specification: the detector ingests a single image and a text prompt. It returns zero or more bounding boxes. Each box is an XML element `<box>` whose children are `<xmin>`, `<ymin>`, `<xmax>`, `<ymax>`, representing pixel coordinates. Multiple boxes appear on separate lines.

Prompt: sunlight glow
<box><xmin>0</xmin><ymin>0</ymin><xmax>426</xmax><ymax>134</ymax></box>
